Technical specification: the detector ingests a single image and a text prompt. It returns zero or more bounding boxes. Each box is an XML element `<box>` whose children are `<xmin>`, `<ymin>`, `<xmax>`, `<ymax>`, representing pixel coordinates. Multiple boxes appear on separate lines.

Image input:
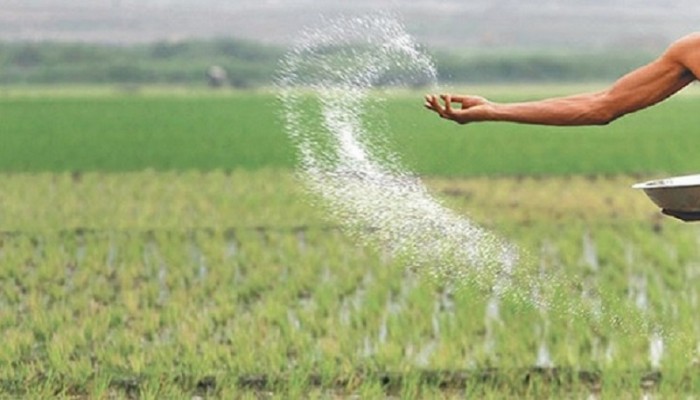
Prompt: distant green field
<box><xmin>0</xmin><ymin>90</ymin><xmax>289</xmax><ymax>172</ymax></box>
<box><xmin>3</xmin><ymin>87</ymin><xmax>700</xmax><ymax>398</ymax></box>
<box><xmin>392</xmin><ymin>89</ymin><xmax>700</xmax><ymax>176</ymax></box>
<box><xmin>1</xmin><ymin>87</ymin><xmax>699</xmax><ymax>175</ymax></box>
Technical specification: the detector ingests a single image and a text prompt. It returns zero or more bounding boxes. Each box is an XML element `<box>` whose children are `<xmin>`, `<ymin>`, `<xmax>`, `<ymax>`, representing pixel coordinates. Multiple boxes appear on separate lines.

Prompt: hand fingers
<box><xmin>442</xmin><ymin>94</ymin><xmax>486</xmax><ymax>108</ymax></box>
<box><xmin>423</xmin><ymin>95</ymin><xmax>434</xmax><ymax>111</ymax></box>
<box><xmin>424</xmin><ymin>94</ymin><xmax>445</xmax><ymax>116</ymax></box>
<box><xmin>440</xmin><ymin>94</ymin><xmax>453</xmax><ymax>114</ymax></box>
<box><xmin>460</xmin><ymin>95</ymin><xmax>487</xmax><ymax>108</ymax></box>
<box><xmin>447</xmin><ymin>94</ymin><xmax>467</xmax><ymax>102</ymax></box>
<box><xmin>424</xmin><ymin>94</ymin><xmax>435</xmax><ymax>110</ymax></box>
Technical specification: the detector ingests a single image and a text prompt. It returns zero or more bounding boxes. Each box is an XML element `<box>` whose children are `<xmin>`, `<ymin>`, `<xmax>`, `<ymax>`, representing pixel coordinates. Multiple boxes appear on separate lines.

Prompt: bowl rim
<box><xmin>632</xmin><ymin>173</ymin><xmax>700</xmax><ymax>190</ymax></box>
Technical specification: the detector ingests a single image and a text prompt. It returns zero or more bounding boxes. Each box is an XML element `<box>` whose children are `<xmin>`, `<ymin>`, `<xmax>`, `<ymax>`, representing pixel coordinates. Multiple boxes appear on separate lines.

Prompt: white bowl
<box><xmin>633</xmin><ymin>174</ymin><xmax>700</xmax><ymax>212</ymax></box>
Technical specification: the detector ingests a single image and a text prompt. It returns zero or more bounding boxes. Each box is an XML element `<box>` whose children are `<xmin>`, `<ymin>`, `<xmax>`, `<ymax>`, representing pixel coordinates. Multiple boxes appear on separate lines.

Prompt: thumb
<box><xmin>440</xmin><ymin>94</ymin><xmax>453</xmax><ymax>114</ymax></box>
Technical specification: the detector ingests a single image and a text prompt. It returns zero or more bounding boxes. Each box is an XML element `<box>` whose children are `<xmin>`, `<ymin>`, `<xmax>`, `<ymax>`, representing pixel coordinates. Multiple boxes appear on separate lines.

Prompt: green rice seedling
<box><xmin>2</xmin><ymin>171</ymin><xmax>700</xmax><ymax>397</ymax></box>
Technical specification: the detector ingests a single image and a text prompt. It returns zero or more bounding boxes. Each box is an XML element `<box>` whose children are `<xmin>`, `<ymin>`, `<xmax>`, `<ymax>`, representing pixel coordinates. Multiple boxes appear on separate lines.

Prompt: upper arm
<box><xmin>595</xmin><ymin>35</ymin><xmax>699</xmax><ymax>122</ymax></box>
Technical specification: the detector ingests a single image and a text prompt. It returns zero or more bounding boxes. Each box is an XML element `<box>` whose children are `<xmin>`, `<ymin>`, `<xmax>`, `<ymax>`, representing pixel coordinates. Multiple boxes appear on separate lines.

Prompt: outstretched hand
<box><xmin>424</xmin><ymin>94</ymin><xmax>493</xmax><ymax>124</ymax></box>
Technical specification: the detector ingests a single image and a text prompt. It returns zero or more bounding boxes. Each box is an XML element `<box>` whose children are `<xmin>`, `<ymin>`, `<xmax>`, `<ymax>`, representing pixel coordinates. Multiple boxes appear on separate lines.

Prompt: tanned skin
<box><xmin>424</xmin><ymin>33</ymin><xmax>700</xmax><ymax>221</ymax></box>
<box><xmin>424</xmin><ymin>33</ymin><xmax>700</xmax><ymax>126</ymax></box>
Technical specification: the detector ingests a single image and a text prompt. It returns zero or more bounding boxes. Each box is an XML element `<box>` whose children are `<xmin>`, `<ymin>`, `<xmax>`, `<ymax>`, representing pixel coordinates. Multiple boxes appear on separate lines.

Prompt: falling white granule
<box><xmin>276</xmin><ymin>14</ymin><xmax>520</xmax><ymax>291</ymax></box>
<box><xmin>275</xmin><ymin>14</ymin><xmax>676</xmax><ymax>360</ymax></box>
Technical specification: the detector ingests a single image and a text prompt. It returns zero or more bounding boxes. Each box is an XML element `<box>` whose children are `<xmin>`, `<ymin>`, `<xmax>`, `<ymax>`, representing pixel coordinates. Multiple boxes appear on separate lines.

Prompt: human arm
<box><xmin>425</xmin><ymin>33</ymin><xmax>700</xmax><ymax>126</ymax></box>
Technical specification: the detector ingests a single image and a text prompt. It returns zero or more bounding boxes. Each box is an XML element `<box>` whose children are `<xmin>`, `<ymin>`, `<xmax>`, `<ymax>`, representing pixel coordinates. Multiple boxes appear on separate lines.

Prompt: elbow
<box><xmin>589</xmin><ymin>93</ymin><xmax>622</xmax><ymax>125</ymax></box>
<box><xmin>581</xmin><ymin>107</ymin><xmax>617</xmax><ymax>126</ymax></box>
<box><xmin>592</xmin><ymin>111</ymin><xmax>619</xmax><ymax>126</ymax></box>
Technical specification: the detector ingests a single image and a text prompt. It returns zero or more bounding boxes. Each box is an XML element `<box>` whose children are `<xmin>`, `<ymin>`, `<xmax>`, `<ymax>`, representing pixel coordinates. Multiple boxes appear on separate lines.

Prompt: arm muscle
<box><xmin>426</xmin><ymin>33</ymin><xmax>700</xmax><ymax>126</ymax></box>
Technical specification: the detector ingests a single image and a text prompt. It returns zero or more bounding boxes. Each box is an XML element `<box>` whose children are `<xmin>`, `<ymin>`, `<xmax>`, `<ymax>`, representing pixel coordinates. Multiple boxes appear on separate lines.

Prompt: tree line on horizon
<box><xmin>0</xmin><ymin>39</ymin><xmax>657</xmax><ymax>88</ymax></box>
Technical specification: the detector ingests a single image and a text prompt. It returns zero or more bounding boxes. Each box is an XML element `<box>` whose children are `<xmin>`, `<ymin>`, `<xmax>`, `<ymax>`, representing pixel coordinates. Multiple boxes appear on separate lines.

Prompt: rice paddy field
<box><xmin>2</xmin><ymin>86</ymin><xmax>700</xmax><ymax>398</ymax></box>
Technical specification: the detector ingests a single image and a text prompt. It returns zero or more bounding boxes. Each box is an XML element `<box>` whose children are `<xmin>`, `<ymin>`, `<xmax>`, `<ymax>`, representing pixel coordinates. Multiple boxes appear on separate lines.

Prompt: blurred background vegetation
<box><xmin>3</xmin><ymin>0</ymin><xmax>697</xmax><ymax>88</ymax></box>
<box><xmin>0</xmin><ymin>39</ymin><xmax>659</xmax><ymax>88</ymax></box>
<box><xmin>0</xmin><ymin>39</ymin><xmax>279</xmax><ymax>87</ymax></box>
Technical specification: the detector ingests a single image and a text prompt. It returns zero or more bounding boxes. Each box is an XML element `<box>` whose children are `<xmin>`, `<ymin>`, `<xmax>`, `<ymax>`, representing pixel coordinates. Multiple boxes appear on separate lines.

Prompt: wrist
<box><xmin>481</xmin><ymin>102</ymin><xmax>500</xmax><ymax>122</ymax></box>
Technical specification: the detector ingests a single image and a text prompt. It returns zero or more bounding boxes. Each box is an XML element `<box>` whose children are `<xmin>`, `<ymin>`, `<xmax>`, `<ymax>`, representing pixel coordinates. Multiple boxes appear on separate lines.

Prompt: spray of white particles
<box><xmin>276</xmin><ymin>14</ymin><xmax>520</xmax><ymax>291</ymax></box>
<box><xmin>275</xmin><ymin>15</ymin><xmax>669</xmax><ymax>351</ymax></box>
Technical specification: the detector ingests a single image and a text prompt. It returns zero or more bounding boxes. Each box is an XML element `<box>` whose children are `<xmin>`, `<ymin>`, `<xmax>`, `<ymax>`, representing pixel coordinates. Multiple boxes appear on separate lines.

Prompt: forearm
<box><xmin>426</xmin><ymin>34</ymin><xmax>698</xmax><ymax>126</ymax></box>
<box><xmin>485</xmin><ymin>46</ymin><xmax>695</xmax><ymax>126</ymax></box>
<box><xmin>487</xmin><ymin>92</ymin><xmax>612</xmax><ymax>126</ymax></box>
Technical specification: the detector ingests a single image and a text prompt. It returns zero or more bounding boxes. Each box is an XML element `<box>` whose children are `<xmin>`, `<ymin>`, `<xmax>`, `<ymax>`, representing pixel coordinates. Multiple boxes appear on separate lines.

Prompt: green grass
<box><xmin>0</xmin><ymin>90</ymin><xmax>292</xmax><ymax>172</ymax></box>
<box><xmin>1</xmin><ymin>171</ymin><xmax>700</xmax><ymax>398</ymax></box>
<box><xmin>3</xmin><ymin>87</ymin><xmax>700</xmax><ymax>397</ymax></box>
<box><xmin>1</xmin><ymin>86</ymin><xmax>700</xmax><ymax>175</ymax></box>
<box><xmin>0</xmin><ymin>169</ymin><xmax>319</xmax><ymax>232</ymax></box>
